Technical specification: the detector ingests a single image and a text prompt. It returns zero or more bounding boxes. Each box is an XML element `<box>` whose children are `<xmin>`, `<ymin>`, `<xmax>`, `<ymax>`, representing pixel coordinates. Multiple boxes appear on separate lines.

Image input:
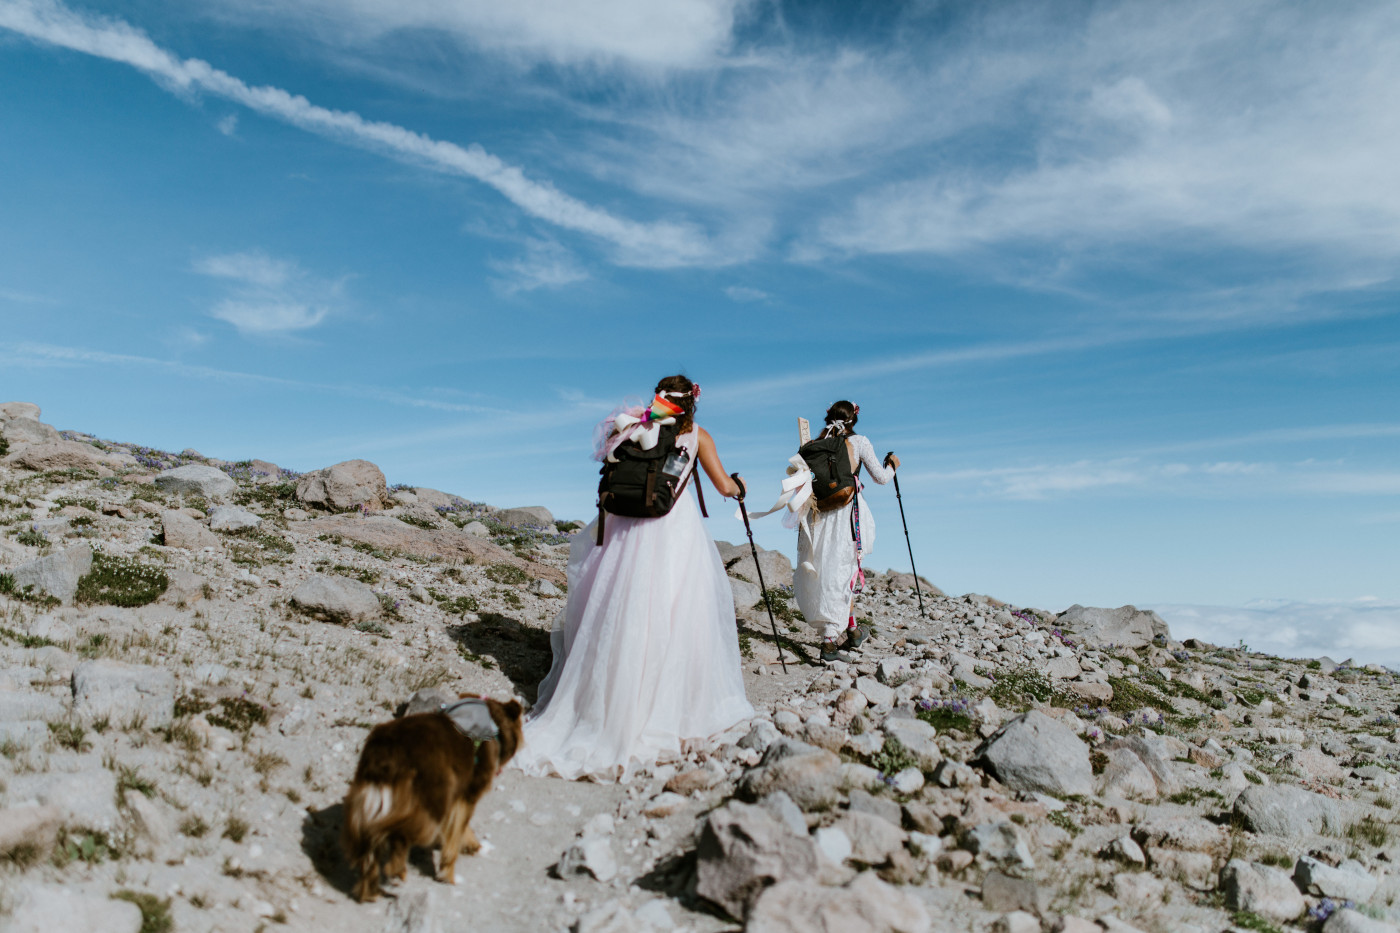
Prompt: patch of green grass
<box><xmin>173</xmin><ymin>692</ymin><xmax>212</xmax><ymax>718</ymax></box>
<box><xmin>224</xmin><ymin>816</ymin><xmax>249</xmax><ymax>843</ymax></box>
<box><xmin>870</xmin><ymin>737</ymin><xmax>919</xmax><ymax>776</ymax></box>
<box><xmin>1258</xmin><ymin>851</ymin><xmax>1294</xmax><ymax>868</ymax></box>
<box><xmin>485</xmin><ymin>562</ymin><xmax>530</xmax><ymax>585</ymax></box>
<box><xmin>1106</xmin><ymin>675</ymin><xmax>1174</xmax><ymax>715</ymax></box>
<box><xmin>1048</xmin><ymin>810</ymin><xmax>1083</xmax><ymax>838</ymax></box>
<box><xmin>53</xmin><ymin>496</ymin><xmax>99</xmax><ymax>512</ymax></box>
<box><xmin>988</xmin><ymin>665</ymin><xmax>1062</xmax><ymax>710</ymax></box>
<box><xmin>55</xmin><ymin>830</ymin><xmax>115</xmax><ymax>866</ymax></box>
<box><xmin>455</xmin><ymin>643</ymin><xmax>496</xmax><ymax>670</ymax></box>
<box><xmin>1235</xmin><ymin>687</ymin><xmax>1270</xmax><ymax>707</ymax></box>
<box><xmin>1167</xmin><ymin>787</ymin><xmax>1225</xmax><ymax>806</ymax></box>
<box><xmin>48</xmin><ymin>721</ymin><xmax>92</xmax><ymax>752</ymax></box>
<box><xmin>1231</xmin><ymin>911</ymin><xmax>1283</xmax><ymax>933</ymax></box>
<box><xmin>128</xmin><ymin>485</ymin><xmax>167</xmax><ymax>503</ymax></box>
<box><xmin>180</xmin><ymin>814</ymin><xmax>210</xmax><ymax>837</ymax></box>
<box><xmin>75</xmin><ymin>551</ymin><xmax>168</xmax><ymax>607</ymax></box>
<box><xmin>397</xmin><ymin>513</ymin><xmax>437</xmax><ymax>529</ymax></box>
<box><xmin>555</xmin><ymin>520</ymin><xmax>581</xmax><ymax>533</ymax></box>
<box><xmin>206</xmin><ymin>696</ymin><xmax>269</xmax><ymax>734</ymax></box>
<box><xmin>233</xmin><ymin>481</ymin><xmax>298</xmax><ymax>511</ymax></box>
<box><xmin>1307</xmin><ymin>660</ymin><xmax>1322</xmax><ymax>670</ymax></box>
<box><xmin>916</xmin><ymin>704</ymin><xmax>974</xmax><ymax>733</ymax></box>
<box><xmin>431</xmin><ymin>590</ymin><xmax>479</xmax><ymax>615</ymax></box>
<box><xmin>0</xmin><ymin>624</ymin><xmax>59</xmax><ymax>648</ymax></box>
<box><xmin>227</xmin><ymin>529</ymin><xmax>295</xmax><ymax>567</ymax></box>
<box><xmin>0</xmin><ymin>436</ymin><xmax>7</xmax><ymax>457</ymax></box>
<box><xmin>117</xmin><ymin>765</ymin><xmax>155</xmax><ymax>798</ymax></box>
<box><xmin>331</xmin><ymin>564</ymin><xmax>379</xmax><ymax>585</ymax></box>
<box><xmin>15</xmin><ymin>526</ymin><xmax>48</xmax><ymax>547</ymax></box>
<box><xmin>1348</xmin><ymin>816</ymin><xmax>1393</xmax><ymax>848</ymax></box>
<box><xmin>355</xmin><ymin>619</ymin><xmax>390</xmax><ymax>636</ymax></box>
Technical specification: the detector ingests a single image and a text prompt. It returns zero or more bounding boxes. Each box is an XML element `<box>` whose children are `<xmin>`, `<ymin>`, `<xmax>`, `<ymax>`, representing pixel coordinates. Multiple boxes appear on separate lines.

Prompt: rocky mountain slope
<box><xmin>1</xmin><ymin>401</ymin><xmax>1399</xmax><ymax>933</ymax></box>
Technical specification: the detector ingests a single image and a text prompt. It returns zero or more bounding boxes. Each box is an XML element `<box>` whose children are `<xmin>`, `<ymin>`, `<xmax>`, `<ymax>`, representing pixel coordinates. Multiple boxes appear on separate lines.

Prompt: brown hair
<box><xmin>819</xmin><ymin>400</ymin><xmax>858</xmax><ymax>439</ymax></box>
<box><xmin>655</xmin><ymin>374</ymin><xmax>696</xmax><ymax>435</ymax></box>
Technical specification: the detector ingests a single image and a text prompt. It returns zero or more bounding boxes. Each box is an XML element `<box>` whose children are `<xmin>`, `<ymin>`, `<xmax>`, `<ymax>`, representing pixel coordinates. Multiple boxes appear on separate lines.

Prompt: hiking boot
<box><xmin>841</xmin><ymin>624</ymin><xmax>870</xmax><ymax>651</ymax></box>
<box><xmin>820</xmin><ymin>640</ymin><xmax>842</xmax><ymax>663</ymax></box>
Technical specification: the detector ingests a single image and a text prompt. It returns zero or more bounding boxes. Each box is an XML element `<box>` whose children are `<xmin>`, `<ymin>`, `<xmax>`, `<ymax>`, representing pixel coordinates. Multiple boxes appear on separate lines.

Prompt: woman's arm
<box><xmin>697</xmin><ymin>427</ymin><xmax>743</xmax><ymax>498</ymax></box>
<box><xmin>854</xmin><ymin>435</ymin><xmax>896</xmax><ymax>485</ymax></box>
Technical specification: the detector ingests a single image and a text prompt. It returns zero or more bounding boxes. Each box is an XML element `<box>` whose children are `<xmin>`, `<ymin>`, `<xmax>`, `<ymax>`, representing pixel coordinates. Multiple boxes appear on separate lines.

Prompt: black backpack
<box><xmin>800</xmin><ymin>435</ymin><xmax>859</xmax><ymax>512</ymax></box>
<box><xmin>595</xmin><ymin>423</ymin><xmax>706</xmax><ymax>544</ymax></box>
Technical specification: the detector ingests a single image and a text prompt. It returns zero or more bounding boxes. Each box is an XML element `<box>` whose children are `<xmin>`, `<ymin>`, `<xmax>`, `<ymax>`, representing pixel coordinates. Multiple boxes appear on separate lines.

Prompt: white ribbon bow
<box><xmin>734</xmin><ymin>454</ymin><xmax>815</xmax><ymax>529</ymax></box>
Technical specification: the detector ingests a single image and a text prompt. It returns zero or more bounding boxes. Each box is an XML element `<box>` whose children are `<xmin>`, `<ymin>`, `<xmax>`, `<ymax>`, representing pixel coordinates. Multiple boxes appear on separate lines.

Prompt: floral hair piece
<box><xmin>691</xmin><ymin>383</ymin><xmax>702</xmax><ymax>400</ymax></box>
<box><xmin>853</xmin><ymin>404</ymin><xmax>860</xmax><ymax>416</ymax></box>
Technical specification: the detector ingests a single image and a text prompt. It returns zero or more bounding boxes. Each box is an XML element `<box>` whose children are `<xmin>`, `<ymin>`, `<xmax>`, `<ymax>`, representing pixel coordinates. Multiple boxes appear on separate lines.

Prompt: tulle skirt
<box><xmin>513</xmin><ymin>489</ymin><xmax>754</xmax><ymax>782</ymax></box>
<box><xmin>795</xmin><ymin>492</ymin><xmax>877</xmax><ymax>633</ymax></box>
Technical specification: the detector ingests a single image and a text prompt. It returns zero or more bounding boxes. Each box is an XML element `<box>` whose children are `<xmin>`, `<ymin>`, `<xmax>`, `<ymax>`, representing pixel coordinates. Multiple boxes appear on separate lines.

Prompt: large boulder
<box><xmin>290</xmin><ymin>574</ymin><xmax>382</xmax><ymax>624</ymax></box>
<box><xmin>295</xmin><ymin>459</ymin><xmax>387</xmax><ymax>511</ymax></box>
<box><xmin>975</xmin><ymin>710</ymin><xmax>1093</xmax><ymax>797</ymax></box>
<box><xmin>494</xmin><ymin>506</ymin><xmax>554</xmax><ymax>528</ymax></box>
<box><xmin>727</xmin><ymin>547</ymin><xmax>794</xmax><ymax>589</ymax></box>
<box><xmin>5</xmin><ymin>440</ymin><xmax>117</xmax><ymax>474</ymax></box>
<box><xmin>4</xmin><ymin>544</ymin><xmax>92</xmax><ymax>603</ymax></box>
<box><xmin>0</xmin><ymin>409</ymin><xmax>60</xmax><ymax>447</ymax></box>
<box><xmin>72</xmin><ymin>659</ymin><xmax>176</xmax><ymax>729</ymax></box>
<box><xmin>0</xmin><ymin>804</ymin><xmax>63</xmax><ymax>856</ymax></box>
<box><xmin>208</xmin><ymin>505</ymin><xmax>262</xmax><ymax>532</ymax></box>
<box><xmin>1055</xmin><ymin>604</ymin><xmax>1170</xmax><ymax>649</ymax></box>
<box><xmin>7</xmin><ymin>769</ymin><xmax>121</xmax><ymax>832</ymax></box>
<box><xmin>737</xmin><ymin>740</ymin><xmax>844</xmax><ymax>812</ymax></box>
<box><xmin>731</xmin><ymin>577</ymin><xmax>763</xmax><ymax>612</ymax></box>
<box><xmin>160</xmin><ymin>511</ymin><xmax>218</xmax><ymax>550</ymax></box>
<box><xmin>1099</xmin><ymin>736</ymin><xmax>1181</xmax><ymax>799</ymax></box>
<box><xmin>0</xmin><ymin>402</ymin><xmax>42</xmax><ymax>421</ymax></box>
<box><xmin>695</xmin><ymin>800</ymin><xmax>821</xmax><ymax>921</ymax></box>
<box><xmin>746</xmin><ymin>872</ymin><xmax>932</xmax><ymax>933</ymax></box>
<box><xmin>1295</xmin><ymin>857</ymin><xmax>1379</xmax><ymax>902</ymax></box>
<box><xmin>1220</xmin><ymin>859</ymin><xmax>1307</xmax><ymax>924</ymax></box>
<box><xmin>154</xmin><ymin>464</ymin><xmax>236</xmax><ymax>499</ymax></box>
<box><xmin>1232</xmin><ymin>784</ymin><xmax>1352</xmax><ymax>837</ymax></box>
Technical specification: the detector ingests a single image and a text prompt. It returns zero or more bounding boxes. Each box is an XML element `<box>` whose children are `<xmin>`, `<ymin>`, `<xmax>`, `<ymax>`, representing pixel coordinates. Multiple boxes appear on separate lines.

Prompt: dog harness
<box><xmin>439</xmin><ymin>698</ymin><xmax>499</xmax><ymax>742</ymax></box>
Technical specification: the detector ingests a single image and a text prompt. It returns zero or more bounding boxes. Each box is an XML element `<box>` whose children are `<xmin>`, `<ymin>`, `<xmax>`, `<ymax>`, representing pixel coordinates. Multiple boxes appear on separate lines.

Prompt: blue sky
<box><xmin>2</xmin><ymin>0</ymin><xmax>1398</xmax><ymax>662</ymax></box>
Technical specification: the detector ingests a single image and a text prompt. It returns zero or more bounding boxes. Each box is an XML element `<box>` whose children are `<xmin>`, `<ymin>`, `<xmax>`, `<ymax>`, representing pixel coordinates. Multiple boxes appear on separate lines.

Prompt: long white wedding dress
<box><xmin>794</xmin><ymin>434</ymin><xmax>894</xmax><ymax>636</ymax></box>
<box><xmin>513</xmin><ymin>428</ymin><xmax>755</xmax><ymax>782</ymax></box>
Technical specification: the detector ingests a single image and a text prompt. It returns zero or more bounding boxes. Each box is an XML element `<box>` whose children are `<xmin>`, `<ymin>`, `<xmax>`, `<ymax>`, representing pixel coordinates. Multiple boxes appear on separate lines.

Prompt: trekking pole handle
<box><xmin>730</xmin><ymin>473</ymin><xmax>746</xmax><ymax>501</ymax></box>
<box><xmin>884</xmin><ymin>451</ymin><xmax>897</xmax><ymax>470</ymax></box>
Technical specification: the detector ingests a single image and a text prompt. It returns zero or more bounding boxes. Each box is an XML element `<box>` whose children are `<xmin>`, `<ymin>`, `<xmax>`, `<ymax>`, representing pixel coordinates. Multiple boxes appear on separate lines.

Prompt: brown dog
<box><xmin>342</xmin><ymin>694</ymin><xmax>524</xmax><ymax>902</ymax></box>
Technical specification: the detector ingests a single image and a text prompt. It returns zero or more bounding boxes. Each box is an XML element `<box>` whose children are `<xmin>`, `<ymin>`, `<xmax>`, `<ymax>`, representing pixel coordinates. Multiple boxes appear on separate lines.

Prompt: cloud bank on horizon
<box><xmin>1157</xmin><ymin>599</ymin><xmax>1400</xmax><ymax>672</ymax></box>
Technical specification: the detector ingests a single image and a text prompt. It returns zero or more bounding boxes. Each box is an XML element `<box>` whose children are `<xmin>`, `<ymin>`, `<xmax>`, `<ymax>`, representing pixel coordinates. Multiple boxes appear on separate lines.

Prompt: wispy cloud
<box><xmin>724</xmin><ymin>285</ymin><xmax>768</xmax><ymax>303</ymax></box>
<box><xmin>0</xmin><ymin>0</ymin><xmax>724</xmax><ymax>268</ymax></box>
<box><xmin>0</xmin><ymin>339</ymin><xmax>506</xmax><ymax>414</ymax></box>
<box><xmin>216</xmin><ymin>113</ymin><xmax>238</xmax><ymax>136</ymax></box>
<box><xmin>0</xmin><ymin>286</ymin><xmax>56</xmax><ymax>304</ymax></box>
<box><xmin>489</xmin><ymin>238</ymin><xmax>589</xmax><ymax>295</ymax></box>
<box><xmin>194</xmin><ymin>250</ymin><xmax>340</xmax><ymax>336</ymax></box>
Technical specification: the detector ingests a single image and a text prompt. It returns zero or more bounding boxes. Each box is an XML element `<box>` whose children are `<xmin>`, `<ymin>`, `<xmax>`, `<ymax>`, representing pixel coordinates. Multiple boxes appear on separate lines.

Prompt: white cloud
<box><xmin>1156</xmin><ymin>598</ymin><xmax>1400</xmax><ymax>670</ymax></box>
<box><xmin>723</xmin><ymin>285</ymin><xmax>768</xmax><ymax>302</ymax></box>
<box><xmin>202</xmin><ymin>0</ymin><xmax>747</xmax><ymax>69</ymax></box>
<box><xmin>489</xmin><ymin>239</ymin><xmax>589</xmax><ymax>294</ymax></box>
<box><xmin>0</xmin><ymin>0</ymin><xmax>724</xmax><ymax>268</ymax></box>
<box><xmin>216</xmin><ymin>113</ymin><xmax>238</xmax><ymax>135</ymax></box>
<box><xmin>194</xmin><ymin>249</ymin><xmax>340</xmax><ymax>336</ymax></box>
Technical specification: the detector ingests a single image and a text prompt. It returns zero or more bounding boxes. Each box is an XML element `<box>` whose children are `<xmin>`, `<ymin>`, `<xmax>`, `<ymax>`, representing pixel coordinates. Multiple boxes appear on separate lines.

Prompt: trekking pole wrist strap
<box><xmin>730</xmin><ymin>473</ymin><xmax>745</xmax><ymax>501</ymax></box>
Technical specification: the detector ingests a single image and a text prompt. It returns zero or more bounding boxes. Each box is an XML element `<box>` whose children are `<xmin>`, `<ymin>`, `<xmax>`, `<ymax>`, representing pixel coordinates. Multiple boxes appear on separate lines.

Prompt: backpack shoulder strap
<box><xmin>693</xmin><ymin>466</ymin><xmax>708</xmax><ymax>517</ymax></box>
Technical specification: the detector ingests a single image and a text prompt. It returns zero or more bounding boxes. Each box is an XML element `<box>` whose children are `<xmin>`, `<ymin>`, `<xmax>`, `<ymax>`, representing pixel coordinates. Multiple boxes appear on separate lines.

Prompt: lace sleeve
<box><xmin>852</xmin><ymin>435</ymin><xmax>894</xmax><ymax>485</ymax></box>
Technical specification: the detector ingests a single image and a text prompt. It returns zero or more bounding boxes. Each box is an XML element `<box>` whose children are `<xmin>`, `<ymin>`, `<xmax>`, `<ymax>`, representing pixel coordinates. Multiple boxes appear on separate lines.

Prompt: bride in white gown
<box><xmin>513</xmin><ymin>375</ymin><xmax>754</xmax><ymax>782</ymax></box>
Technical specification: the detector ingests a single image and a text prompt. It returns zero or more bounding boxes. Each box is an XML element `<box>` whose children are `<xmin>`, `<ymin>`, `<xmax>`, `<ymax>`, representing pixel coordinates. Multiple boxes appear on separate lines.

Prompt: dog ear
<box><xmin>503</xmin><ymin>699</ymin><xmax>523</xmax><ymax>721</ymax></box>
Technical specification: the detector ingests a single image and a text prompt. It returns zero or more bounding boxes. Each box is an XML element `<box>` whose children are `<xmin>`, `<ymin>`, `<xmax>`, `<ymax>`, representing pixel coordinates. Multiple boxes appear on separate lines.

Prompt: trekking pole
<box><xmin>732</xmin><ymin>474</ymin><xmax>788</xmax><ymax>673</ymax></box>
<box><xmin>887</xmin><ymin>453</ymin><xmax>926</xmax><ymax>618</ymax></box>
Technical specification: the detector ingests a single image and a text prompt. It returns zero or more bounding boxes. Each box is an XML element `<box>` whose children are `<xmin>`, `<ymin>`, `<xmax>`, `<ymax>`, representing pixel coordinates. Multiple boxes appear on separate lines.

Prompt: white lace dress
<box><xmin>513</xmin><ymin>428</ymin><xmax>754</xmax><ymax>782</ymax></box>
<box><xmin>794</xmin><ymin>434</ymin><xmax>894</xmax><ymax>638</ymax></box>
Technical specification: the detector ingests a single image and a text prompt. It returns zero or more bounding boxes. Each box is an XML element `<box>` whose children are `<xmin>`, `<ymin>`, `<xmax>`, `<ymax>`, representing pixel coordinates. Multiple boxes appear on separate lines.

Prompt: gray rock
<box><xmin>403</xmin><ymin>686</ymin><xmax>458</xmax><ymax>716</ymax></box>
<box><xmin>290</xmin><ymin>574</ymin><xmax>381</xmax><ymax>624</ymax></box>
<box><xmin>746</xmin><ymin>873</ymin><xmax>931</xmax><ymax>933</ymax></box>
<box><xmin>876</xmin><ymin>657</ymin><xmax>912</xmax><ymax>684</ymax></box>
<box><xmin>1324</xmin><ymin>909</ymin><xmax>1400</xmax><ymax>933</ymax></box>
<box><xmin>983</xmin><ymin>870</ymin><xmax>1048</xmax><ymax>915</ymax></box>
<box><xmin>995</xmin><ymin>912</ymin><xmax>1041</xmax><ymax>933</ymax></box>
<box><xmin>295</xmin><ymin>459</ymin><xmax>387</xmax><ymax>511</ymax></box>
<box><xmin>0</xmin><ymin>414</ymin><xmax>60</xmax><ymax>447</ymax></box>
<box><xmin>1131</xmin><ymin>816</ymin><xmax>1229</xmax><ymax>857</ymax></box>
<box><xmin>963</xmin><ymin>821</ymin><xmax>1035</xmax><ymax>870</ymax></box>
<box><xmin>6</xmin><ymin>544</ymin><xmax>93</xmax><ymax>603</ymax></box>
<box><xmin>1233</xmin><ymin>784</ymin><xmax>1352</xmax><ymax>837</ymax></box>
<box><xmin>1055</xmin><ymin>604</ymin><xmax>1171</xmax><ymax>649</ymax></box>
<box><xmin>855</xmin><ymin>676</ymin><xmax>895</xmax><ymax>708</ymax></box>
<box><xmin>8</xmin><ymin>769</ymin><xmax>120</xmax><ymax>832</ymax></box>
<box><xmin>528</xmin><ymin>578</ymin><xmax>562</xmax><ymax>597</ymax></box>
<box><xmin>495</xmin><ymin>506</ymin><xmax>554</xmax><ymax>528</ymax></box>
<box><xmin>1295</xmin><ymin>856</ymin><xmax>1379</xmax><ymax>902</ymax></box>
<box><xmin>0</xmin><ymin>691</ymin><xmax>67</xmax><ymax>722</ymax></box>
<box><xmin>161</xmin><ymin>510</ymin><xmax>219</xmax><ymax>550</ymax></box>
<box><xmin>714</xmin><ymin>540</ymin><xmax>747</xmax><ymax>564</ymax></box>
<box><xmin>0</xmin><ymin>721</ymin><xmax>48</xmax><ymax>745</ymax></box>
<box><xmin>695</xmin><ymin>800</ymin><xmax>820</xmax><ymax>920</ymax></box>
<box><xmin>975</xmin><ymin>710</ymin><xmax>1093</xmax><ymax>797</ymax></box>
<box><xmin>72</xmin><ymin>659</ymin><xmax>175</xmax><ymax>728</ymax></box>
<box><xmin>881</xmin><ymin>717</ymin><xmax>942</xmax><ymax>771</ymax></box>
<box><xmin>208</xmin><ymin>505</ymin><xmax>262</xmax><ymax>532</ymax></box>
<box><xmin>1221</xmin><ymin>859</ymin><xmax>1307</xmax><ymax>924</ymax></box>
<box><xmin>123</xmin><ymin>790</ymin><xmax>172</xmax><ymax>848</ymax></box>
<box><xmin>0</xmin><ymin>401</ymin><xmax>42</xmax><ymax>422</ymax></box>
<box><xmin>1146</xmin><ymin>847</ymin><xmax>1216</xmax><ymax>891</ymax></box>
<box><xmin>1101</xmin><ymin>736</ymin><xmax>1181</xmax><ymax>798</ymax></box>
<box><xmin>5</xmin><ymin>884</ymin><xmax>143</xmax><ymax>933</ymax></box>
<box><xmin>737</xmin><ymin>740</ymin><xmax>844</xmax><ymax>812</ymax></box>
<box><xmin>558</xmin><ymin>834</ymin><xmax>617</xmax><ymax>882</ymax></box>
<box><xmin>727</xmin><ymin>548</ymin><xmax>793</xmax><ymax>589</ymax></box>
<box><xmin>1098</xmin><ymin>746</ymin><xmax>1159</xmax><ymax>800</ymax></box>
<box><xmin>739</xmin><ymin>720</ymin><xmax>783</xmax><ymax>753</ymax></box>
<box><xmin>1104</xmin><ymin>836</ymin><xmax>1146</xmax><ymax>866</ymax></box>
<box><xmin>848</xmin><ymin>789</ymin><xmax>902</xmax><ymax>828</ymax></box>
<box><xmin>382</xmin><ymin>889</ymin><xmax>439</xmax><ymax>933</ymax></box>
<box><xmin>154</xmin><ymin>463</ymin><xmax>236</xmax><ymax>499</ymax></box>
<box><xmin>0</xmin><ymin>803</ymin><xmax>62</xmax><ymax>855</ymax></box>
<box><xmin>830</xmin><ymin>811</ymin><xmax>907</xmax><ymax>865</ymax></box>
<box><xmin>461</xmin><ymin>521</ymin><xmax>490</xmax><ymax>537</ymax></box>
<box><xmin>731</xmin><ymin>577</ymin><xmax>763</xmax><ymax>612</ymax></box>
<box><xmin>1043</xmin><ymin>656</ymin><xmax>1081</xmax><ymax>680</ymax></box>
<box><xmin>574</xmin><ymin>900</ymin><xmax>649</xmax><ymax>933</ymax></box>
<box><xmin>757</xmin><ymin>792</ymin><xmax>808</xmax><ymax>837</ymax></box>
